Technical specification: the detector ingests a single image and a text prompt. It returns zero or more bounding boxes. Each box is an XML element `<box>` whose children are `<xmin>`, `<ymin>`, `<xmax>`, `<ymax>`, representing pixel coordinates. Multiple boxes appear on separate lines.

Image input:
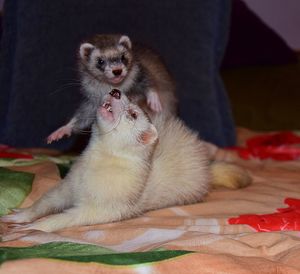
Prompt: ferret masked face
<box><xmin>79</xmin><ymin>35</ymin><xmax>133</xmax><ymax>86</ymax></box>
<box><xmin>97</xmin><ymin>89</ymin><xmax>158</xmax><ymax>147</ymax></box>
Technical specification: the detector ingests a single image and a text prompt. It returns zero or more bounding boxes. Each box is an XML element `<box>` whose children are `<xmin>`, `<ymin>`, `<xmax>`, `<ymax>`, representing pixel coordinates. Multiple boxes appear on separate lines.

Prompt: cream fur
<box><xmin>139</xmin><ymin>114</ymin><xmax>211</xmax><ymax>211</ymax></box>
<box><xmin>2</xmin><ymin>94</ymin><xmax>250</xmax><ymax>233</ymax></box>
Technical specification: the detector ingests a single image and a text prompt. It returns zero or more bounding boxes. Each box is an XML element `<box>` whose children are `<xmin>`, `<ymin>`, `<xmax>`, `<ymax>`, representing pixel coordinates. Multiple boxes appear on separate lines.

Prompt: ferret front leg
<box><xmin>13</xmin><ymin>206</ymin><xmax>107</xmax><ymax>232</ymax></box>
<box><xmin>46</xmin><ymin>101</ymin><xmax>97</xmax><ymax>143</ymax></box>
<box><xmin>47</xmin><ymin>118</ymin><xmax>76</xmax><ymax>144</ymax></box>
<box><xmin>146</xmin><ymin>89</ymin><xmax>163</xmax><ymax>113</ymax></box>
<box><xmin>0</xmin><ymin>182</ymin><xmax>72</xmax><ymax>224</ymax></box>
<box><xmin>12</xmin><ymin>204</ymin><xmax>129</xmax><ymax>232</ymax></box>
<box><xmin>14</xmin><ymin>208</ymin><xmax>83</xmax><ymax>232</ymax></box>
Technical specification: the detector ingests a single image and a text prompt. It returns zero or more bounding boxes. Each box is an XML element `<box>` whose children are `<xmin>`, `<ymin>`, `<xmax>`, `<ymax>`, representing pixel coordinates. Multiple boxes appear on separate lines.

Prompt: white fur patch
<box><xmin>80</xmin><ymin>43</ymin><xmax>95</xmax><ymax>59</ymax></box>
<box><xmin>90</xmin><ymin>48</ymin><xmax>101</xmax><ymax>62</ymax></box>
<box><xmin>119</xmin><ymin>35</ymin><xmax>132</xmax><ymax>49</ymax></box>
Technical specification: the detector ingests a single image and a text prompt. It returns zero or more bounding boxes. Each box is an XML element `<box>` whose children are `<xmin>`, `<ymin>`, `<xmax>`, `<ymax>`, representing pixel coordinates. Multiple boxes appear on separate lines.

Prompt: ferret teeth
<box><xmin>108</xmin><ymin>106</ymin><xmax>112</xmax><ymax>112</ymax></box>
<box><xmin>102</xmin><ymin>102</ymin><xmax>112</xmax><ymax>110</ymax></box>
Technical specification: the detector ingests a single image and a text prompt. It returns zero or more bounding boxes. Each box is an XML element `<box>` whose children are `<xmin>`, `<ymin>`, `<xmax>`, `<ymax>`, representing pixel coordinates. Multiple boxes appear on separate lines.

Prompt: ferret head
<box><xmin>79</xmin><ymin>34</ymin><xmax>133</xmax><ymax>86</ymax></box>
<box><xmin>96</xmin><ymin>89</ymin><xmax>158</xmax><ymax>147</ymax></box>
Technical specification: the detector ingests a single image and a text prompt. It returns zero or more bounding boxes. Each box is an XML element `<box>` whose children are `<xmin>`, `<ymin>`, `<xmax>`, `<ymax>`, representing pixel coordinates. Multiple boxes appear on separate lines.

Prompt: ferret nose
<box><xmin>112</xmin><ymin>69</ymin><xmax>122</xmax><ymax>76</ymax></box>
<box><xmin>109</xmin><ymin>89</ymin><xmax>121</xmax><ymax>99</ymax></box>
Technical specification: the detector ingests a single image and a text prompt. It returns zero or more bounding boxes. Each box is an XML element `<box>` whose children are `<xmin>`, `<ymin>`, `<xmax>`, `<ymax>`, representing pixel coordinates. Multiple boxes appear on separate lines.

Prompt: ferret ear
<box><xmin>119</xmin><ymin>35</ymin><xmax>132</xmax><ymax>49</ymax></box>
<box><xmin>79</xmin><ymin>43</ymin><xmax>95</xmax><ymax>60</ymax></box>
<box><xmin>139</xmin><ymin>124</ymin><xmax>158</xmax><ymax>145</ymax></box>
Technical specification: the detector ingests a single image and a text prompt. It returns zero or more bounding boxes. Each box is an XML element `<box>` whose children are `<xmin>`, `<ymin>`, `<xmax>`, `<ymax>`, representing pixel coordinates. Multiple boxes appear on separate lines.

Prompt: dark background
<box><xmin>0</xmin><ymin>0</ymin><xmax>298</xmax><ymax>151</ymax></box>
<box><xmin>0</xmin><ymin>0</ymin><xmax>235</xmax><ymax>150</ymax></box>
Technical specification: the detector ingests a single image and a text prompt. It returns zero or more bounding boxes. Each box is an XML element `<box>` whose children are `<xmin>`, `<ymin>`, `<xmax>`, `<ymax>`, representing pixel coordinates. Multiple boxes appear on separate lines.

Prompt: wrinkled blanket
<box><xmin>0</xmin><ymin>128</ymin><xmax>300</xmax><ymax>273</ymax></box>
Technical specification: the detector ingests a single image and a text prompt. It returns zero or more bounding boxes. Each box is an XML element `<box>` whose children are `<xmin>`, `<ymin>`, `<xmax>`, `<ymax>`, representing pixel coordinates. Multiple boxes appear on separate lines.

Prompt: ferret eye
<box><xmin>128</xmin><ymin>110</ymin><xmax>137</xmax><ymax>120</ymax></box>
<box><xmin>131</xmin><ymin>112</ymin><xmax>137</xmax><ymax>119</ymax></box>
<box><xmin>97</xmin><ymin>58</ymin><xmax>105</xmax><ymax>67</ymax></box>
<box><xmin>121</xmin><ymin>54</ymin><xmax>128</xmax><ymax>65</ymax></box>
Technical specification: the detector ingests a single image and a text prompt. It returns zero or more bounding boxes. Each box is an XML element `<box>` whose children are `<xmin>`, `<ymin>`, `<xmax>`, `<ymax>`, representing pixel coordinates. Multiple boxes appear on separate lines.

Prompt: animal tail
<box><xmin>210</xmin><ymin>162</ymin><xmax>252</xmax><ymax>189</ymax></box>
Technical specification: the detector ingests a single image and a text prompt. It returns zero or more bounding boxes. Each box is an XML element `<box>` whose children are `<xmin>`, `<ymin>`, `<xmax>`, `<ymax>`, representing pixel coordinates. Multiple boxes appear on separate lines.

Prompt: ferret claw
<box><xmin>47</xmin><ymin>125</ymin><xmax>72</xmax><ymax>144</ymax></box>
<box><xmin>5</xmin><ymin>223</ymin><xmax>32</xmax><ymax>234</ymax></box>
<box><xmin>0</xmin><ymin>209</ymin><xmax>33</xmax><ymax>224</ymax></box>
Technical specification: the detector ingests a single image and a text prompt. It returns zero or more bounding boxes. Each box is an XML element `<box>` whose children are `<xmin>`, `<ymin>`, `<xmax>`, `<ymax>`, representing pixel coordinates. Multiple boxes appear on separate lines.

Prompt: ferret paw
<box><xmin>8</xmin><ymin>219</ymin><xmax>55</xmax><ymax>233</ymax></box>
<box><xmin>4</xmin><ymin>220</ymin><xmax>45</xmax><ymax>235</ymax></box>
<box><xmin>0</xmin><ymin>208</ymin><xmax>34</xmax><ymax>224</ymax></box>
<box><xmin>147</xmin><ymin>91</ymin><xmax>163</xmax><ymax>113</ymax></box>
<box><xmin>8</xmin><ymin>222</ymin><xmax>35</xmax><ymax>233</ymax></box>
<box><xmin>47</xmin><ymin>126</ymin><xmax>72</xmax><ymax>144</ymax></box>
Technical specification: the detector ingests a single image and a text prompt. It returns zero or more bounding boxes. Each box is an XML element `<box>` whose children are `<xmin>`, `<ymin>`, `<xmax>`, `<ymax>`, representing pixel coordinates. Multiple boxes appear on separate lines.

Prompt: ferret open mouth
<box><xmin>109</xmin><ymin>76</ymin><xmax>125</xmax><ymax>84</ymax></box>
<box><xmin>99</xmin><ymin>90</ymin><xmax>122</xmax><ymax>122</ymax></box>
<box><xmin>99</xmin><ymin>100</ymin><xmax>115</xmax><ymax>122</ymax></box>
<box><xmin>102</xmin><ymin>102</ymin><xmax>113</xmax><ymax>113</ymax></box>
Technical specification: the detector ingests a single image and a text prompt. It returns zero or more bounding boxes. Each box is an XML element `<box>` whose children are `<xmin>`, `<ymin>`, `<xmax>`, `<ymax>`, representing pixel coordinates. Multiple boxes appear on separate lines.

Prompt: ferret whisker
<box><xmin>99</xmin><ymin>112</ymin><xmax>123</xmax><ymax>136</ymax></box>
<box><xmin>75</xmin><ymin>118</ymin><xmax>96</xmax><ymax>121</ymax></box>
<box><xmin>49</xmin><ymin>83</ymin><xmax>82</xmax><ymax>96</ymax></box>
<box><xmin>58</xmin><ymin>76</ymin><xmax>81</xmax><ymax>81</ymax></box>
<box><xmin>77</xmin><ymin>130</ymin><xmax>92</xmax><ymax>134</ymax></box>
<box><xmin>56</xmin><ymin>79</ymin><xmax>81</xmax><ymax>83</ymax></box>
<box><xmin>57</xmin><ymin>66</ymin><xmax>82</xmax><ymax>74</ymax></box>
<box><xmin>58</xmin><ymin>82</ymin><xmax>82</xmax><ymax>86</ymax></box>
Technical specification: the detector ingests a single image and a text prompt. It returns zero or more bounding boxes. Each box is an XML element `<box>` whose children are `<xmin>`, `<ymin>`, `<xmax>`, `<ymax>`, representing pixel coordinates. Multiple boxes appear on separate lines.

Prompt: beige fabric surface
<box><xmin>0</xmin><ymin>128</ymin><xmax>300</xmax><ymax>273</ymax></box>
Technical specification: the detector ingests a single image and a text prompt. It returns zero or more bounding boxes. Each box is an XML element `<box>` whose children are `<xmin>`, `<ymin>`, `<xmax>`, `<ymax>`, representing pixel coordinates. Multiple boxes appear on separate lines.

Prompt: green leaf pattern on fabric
<box><xmin>0</xmin><ymin>155</ymin><xmax>191</xmax><ymax>266</ymax></box>
<box><xmin>0</xmin><ymin>168</ymin><xmax>34</xmax><ymax>216</ymax></box>
<box><xmin>0</xmin><ymin>155</ymin><xmax>75</xmax><ymax>168</ymax></box>
<box><xmin>0</xmin><ymin>242</ymin><xmax>190</xmax><ymax>265</ymax></box>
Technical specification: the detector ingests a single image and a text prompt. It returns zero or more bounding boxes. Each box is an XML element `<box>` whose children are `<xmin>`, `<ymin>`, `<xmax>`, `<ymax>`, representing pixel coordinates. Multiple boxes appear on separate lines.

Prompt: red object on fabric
<box><xmin>0</xmin><ymin>152</ymin><xmax>34</xmax><ymax>159</ymax></box>
<box><xmin>0</xmin><ymin>145</ymin><xmax>11</xmax><ymax>151</ymax></box>
<box><xmin>228</xmin><ymin>131</ymin><xmax>300</xmax><ymax>160</ymax></box>
<box><xmin>228</xmin><ymin>198</ymin><xmax>300</xmax><ymax>232</ymax></box>
<box><xmin>0</xmin><ymin>144</ymin><xmax>33</xmax><ymax>159</ymax></box>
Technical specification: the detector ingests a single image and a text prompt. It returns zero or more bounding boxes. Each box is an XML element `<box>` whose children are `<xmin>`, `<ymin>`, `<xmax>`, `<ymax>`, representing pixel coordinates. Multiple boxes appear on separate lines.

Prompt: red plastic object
<box><xmin>0</xmin><ymin>152</ymin><xmax>33</xmax><ymax>159</ymax></box>
<box><xmin>229</xmin><ymin>131</ymin><xmax>300</xmax><ymax>160</ymax></box>
<box><xmin>0</xmin><ymin>144</ymin><xmax>33</xmax><ymax>159</ymax></box>
<box><xmin>0</xmin><ymin>145</ymin><xmax>11</xmax><ymax>151</ymax></box>
<box><xmin>228</xmin><ymin>198</ymin><xmax>300</xmax><ymax>232</ymax></box>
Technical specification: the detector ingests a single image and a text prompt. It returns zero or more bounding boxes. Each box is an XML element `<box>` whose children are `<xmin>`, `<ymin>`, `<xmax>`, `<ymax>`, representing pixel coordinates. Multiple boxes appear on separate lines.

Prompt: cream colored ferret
<box><xmin>1</xmin><ymin>90</ymin><xmax>250</xmax><ymax>232</ymax></box>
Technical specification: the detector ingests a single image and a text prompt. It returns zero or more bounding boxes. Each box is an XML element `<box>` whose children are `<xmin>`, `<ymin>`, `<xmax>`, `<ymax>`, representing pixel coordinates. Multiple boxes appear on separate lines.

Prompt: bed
<box><xmin>0</xmin><ymin>128</ymin><xmax>300</xmax><ymax>274</ymax></box>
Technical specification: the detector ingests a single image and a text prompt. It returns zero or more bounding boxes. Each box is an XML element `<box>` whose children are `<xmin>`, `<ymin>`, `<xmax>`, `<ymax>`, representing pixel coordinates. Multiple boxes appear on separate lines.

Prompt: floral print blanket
<box><xmin>0</xmin><ymin>129</ymin><xmax>300</xmax><ymax>273</ymax></box>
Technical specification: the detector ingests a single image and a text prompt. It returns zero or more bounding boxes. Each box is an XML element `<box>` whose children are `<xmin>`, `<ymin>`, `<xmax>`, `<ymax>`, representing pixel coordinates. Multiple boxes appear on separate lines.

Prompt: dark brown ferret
<box><xmin>47</xmin><ymin>34</ymin><xmax>177</xmax><ymax>143</ymax></box>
